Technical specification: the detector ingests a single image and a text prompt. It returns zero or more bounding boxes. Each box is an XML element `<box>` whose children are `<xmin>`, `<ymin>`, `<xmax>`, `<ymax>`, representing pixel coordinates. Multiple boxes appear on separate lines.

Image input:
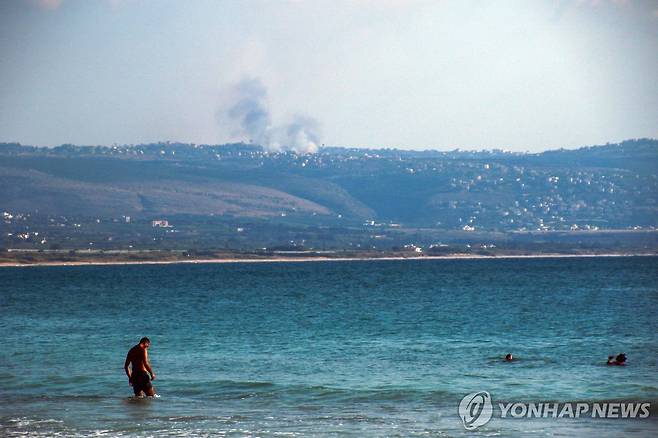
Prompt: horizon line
<box><xmin>1</xmin><ymin>137</ymin><xmax>656</xmax><ymax>155</ymax></box>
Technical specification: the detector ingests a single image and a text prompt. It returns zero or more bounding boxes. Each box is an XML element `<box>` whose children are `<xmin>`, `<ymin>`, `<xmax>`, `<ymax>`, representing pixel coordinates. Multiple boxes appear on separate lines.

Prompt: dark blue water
<box><xmin>1</xmin><ymin>257</ymin><xmax>657</xmax><ymax>436</ymax></box>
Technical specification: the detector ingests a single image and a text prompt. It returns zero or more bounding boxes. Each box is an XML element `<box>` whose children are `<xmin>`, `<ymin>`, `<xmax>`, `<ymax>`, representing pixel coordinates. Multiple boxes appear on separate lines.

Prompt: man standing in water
<box><xmin>124</xmin><ymin>337</ymin><xmax>156</xmax><ymax>397</ymax></box>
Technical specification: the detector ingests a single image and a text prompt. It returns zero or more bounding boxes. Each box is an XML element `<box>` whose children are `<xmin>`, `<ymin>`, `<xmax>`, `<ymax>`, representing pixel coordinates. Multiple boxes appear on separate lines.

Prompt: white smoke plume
<box><xmin>225</xmin><ymin>78</ymin><xmax>320</xmax><ymax>154</ymax></box>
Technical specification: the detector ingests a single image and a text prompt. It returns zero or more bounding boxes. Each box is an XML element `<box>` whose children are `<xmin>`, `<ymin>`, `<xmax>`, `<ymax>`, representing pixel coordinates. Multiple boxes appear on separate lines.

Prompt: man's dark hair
<box><xmin>139</xmin><ymin>337</ymin><xmax>150</xmax><ymax>344</ymax></box>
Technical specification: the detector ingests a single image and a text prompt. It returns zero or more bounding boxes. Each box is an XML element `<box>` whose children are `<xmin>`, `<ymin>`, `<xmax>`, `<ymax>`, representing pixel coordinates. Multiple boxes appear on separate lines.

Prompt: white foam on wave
<box><xmin>7</xmin><ymin>417</ymin><xmax>64</xmax><ymax>427</ymax></box>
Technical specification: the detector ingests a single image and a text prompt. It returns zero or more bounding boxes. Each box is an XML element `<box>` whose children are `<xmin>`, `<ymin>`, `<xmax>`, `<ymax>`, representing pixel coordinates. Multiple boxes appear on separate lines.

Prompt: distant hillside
<box><xmin>1</xmin><ymin>139</ymin><xmax>657</xmax><ymax>231</ymax></box>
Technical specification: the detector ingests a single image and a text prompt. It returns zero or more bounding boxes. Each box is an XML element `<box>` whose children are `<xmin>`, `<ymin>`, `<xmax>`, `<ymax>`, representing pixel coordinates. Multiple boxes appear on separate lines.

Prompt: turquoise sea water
<box><xmin>1</xmin><ymin>256</ymin><xmax>657</xmax><ymax>436</ymax></box>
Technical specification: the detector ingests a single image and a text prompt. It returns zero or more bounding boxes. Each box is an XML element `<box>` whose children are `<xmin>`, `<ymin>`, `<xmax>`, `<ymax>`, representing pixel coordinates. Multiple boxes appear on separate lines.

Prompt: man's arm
<box><xmin>143</xmin><ymin>349</ymin><xmax>155</xmax><ymax>380</ymax></box>
<box><xmin>124</xmin><ymin>352</ymin><xmax>132</xmax><ymax>381</ymax></box>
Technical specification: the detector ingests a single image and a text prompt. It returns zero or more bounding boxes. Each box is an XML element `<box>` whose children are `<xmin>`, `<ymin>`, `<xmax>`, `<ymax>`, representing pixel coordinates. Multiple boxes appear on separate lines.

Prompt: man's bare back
<box><xmin>126</xmin><ymin>345</ymin><xmax>148</xmax><ymax>372</ymax></box>
<box><xmin>124</xmin><ymin>337</ymin><xmax>156</xmax><ymax>396</ymax></box>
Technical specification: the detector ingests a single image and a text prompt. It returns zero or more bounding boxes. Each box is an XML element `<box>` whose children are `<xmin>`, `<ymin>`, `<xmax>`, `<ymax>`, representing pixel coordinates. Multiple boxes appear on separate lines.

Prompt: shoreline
<box><xmin>0</xmin><ymin>252</ymin><xmax>655</xmax><ymax>268</ymax></box>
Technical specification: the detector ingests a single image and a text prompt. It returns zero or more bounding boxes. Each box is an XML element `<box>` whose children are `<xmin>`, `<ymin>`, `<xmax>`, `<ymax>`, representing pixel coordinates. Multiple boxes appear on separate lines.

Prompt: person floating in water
<box><xmin>504</xmin><ymin>353</ymin><xmax>514</xmax><ymax>362</ymax></box>
<box><xmin>124</xmin><ymin>337</ymin><xmax>156</xmax><ymax>396</ymax></box>
<box><xmin>607</xmin><ymin>353</ymin><xmax>627</xmax><ymax>366</ymax></box>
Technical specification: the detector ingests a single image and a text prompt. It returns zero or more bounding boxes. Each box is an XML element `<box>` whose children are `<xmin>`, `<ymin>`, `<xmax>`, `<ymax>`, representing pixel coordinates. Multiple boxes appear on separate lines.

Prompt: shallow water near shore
<box><xmin>1</xmin><ymin>256</ymin><xmax>657</xmax><ymax>436</ymax></box>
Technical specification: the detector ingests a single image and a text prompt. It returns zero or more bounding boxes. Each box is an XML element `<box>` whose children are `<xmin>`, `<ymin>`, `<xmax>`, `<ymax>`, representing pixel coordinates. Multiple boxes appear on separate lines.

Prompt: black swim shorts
<box><xmin>131</xmin><ymin>370</ymin><xmax>152</xmax><ymax>395</ymax></box>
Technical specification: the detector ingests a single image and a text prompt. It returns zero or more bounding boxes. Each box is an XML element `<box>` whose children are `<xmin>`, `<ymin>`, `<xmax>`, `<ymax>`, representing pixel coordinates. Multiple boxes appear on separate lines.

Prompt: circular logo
<box><xmin>459</xmin><ymin>391</ymin><xmax>493</xmax><ymax>430</ymax></box>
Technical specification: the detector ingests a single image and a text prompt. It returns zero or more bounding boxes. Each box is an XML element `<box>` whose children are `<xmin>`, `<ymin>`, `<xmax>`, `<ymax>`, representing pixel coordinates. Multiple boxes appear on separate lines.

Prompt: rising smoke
<box><xmin>225</xmin><ymin>78</ymin><xmax>320</xmax><ymax>154</ymax></box>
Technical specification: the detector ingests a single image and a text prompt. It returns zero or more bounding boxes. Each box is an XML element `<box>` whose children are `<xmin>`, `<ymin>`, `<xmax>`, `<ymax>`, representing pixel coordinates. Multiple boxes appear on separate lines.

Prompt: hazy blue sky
<box><xmin>1</xmin><ymin>0</ymin><xmax>657</xmax><ymax>151</ymax></box>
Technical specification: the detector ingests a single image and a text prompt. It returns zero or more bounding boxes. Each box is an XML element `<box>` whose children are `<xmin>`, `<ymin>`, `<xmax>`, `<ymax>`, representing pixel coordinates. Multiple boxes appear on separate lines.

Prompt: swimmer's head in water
<box><xmin>139</xmin><ymin>337</ymin><xmax>151</xmax><ymax>348</ymax></box>
<box><xmin>505</xmin><ymin>353</ymin><xmax>513</xmax><ymax>361</ymax></box>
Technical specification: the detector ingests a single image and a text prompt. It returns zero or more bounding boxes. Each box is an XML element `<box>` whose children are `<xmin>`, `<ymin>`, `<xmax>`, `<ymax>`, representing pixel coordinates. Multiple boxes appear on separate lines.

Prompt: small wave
<box><xmin>159</xmin><ymin>414</ymin><xmax>248</xmax><ymax>423</ymax></box>
<box><xmin>170</xmin><ymin>379</ymin><xmax>454</xmax><ymax>404</ymax></box>
<box><xmin>7</xmin><ymin>417</ymin><xmax>64</xmax><ymax>426</ymax></box>
<box><xmin>0</xmin><ymin>394</ymin><xmax>111</xmax><ymax>406</ymax></box>
<box><xmin>309</xmin><ymin>414</ymin><xmax>389</xmax><ymax>424</ymax></box>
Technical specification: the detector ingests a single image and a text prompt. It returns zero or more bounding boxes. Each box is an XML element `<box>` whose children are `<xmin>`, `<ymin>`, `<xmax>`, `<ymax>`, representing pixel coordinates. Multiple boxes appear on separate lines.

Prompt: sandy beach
<box><xmin>0</xmin><ymin>252</ymin><xmax>654</xmax><ymax>268</ymax></box>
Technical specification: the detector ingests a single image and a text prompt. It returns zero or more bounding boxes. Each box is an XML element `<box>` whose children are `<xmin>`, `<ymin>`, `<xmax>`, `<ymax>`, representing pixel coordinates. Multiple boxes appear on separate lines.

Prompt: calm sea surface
<box><xmin>1</xmin><ymin>256</ymin><xmax>657</xmax><ymax>436</ymax></box>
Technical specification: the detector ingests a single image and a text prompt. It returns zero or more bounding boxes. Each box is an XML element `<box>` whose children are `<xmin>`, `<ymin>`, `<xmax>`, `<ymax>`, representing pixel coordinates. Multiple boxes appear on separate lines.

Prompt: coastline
<box><xmin>0</xmin><ymin>252</ymin><xmax>655</xmax><ymax>268</ymax></box>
